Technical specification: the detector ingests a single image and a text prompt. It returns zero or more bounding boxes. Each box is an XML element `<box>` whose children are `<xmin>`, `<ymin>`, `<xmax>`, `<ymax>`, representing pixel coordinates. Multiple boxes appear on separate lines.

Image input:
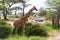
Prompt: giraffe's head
<box><xmin>32</xmin><ymin>6</ymin><xmax>38</xmax><ymax>11</ymax></box>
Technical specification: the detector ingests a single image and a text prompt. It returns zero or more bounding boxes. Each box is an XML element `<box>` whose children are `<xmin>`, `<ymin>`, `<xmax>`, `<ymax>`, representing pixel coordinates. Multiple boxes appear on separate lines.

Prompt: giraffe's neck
<box><xmin>19</xmin><ymin>6</ymin><xmax>34</xmax><ymax>20</ymax></box>
<box><xmin>24</xmin><ymin>8</ymin><xmax>33</xmax><ymax>17</ymax></box>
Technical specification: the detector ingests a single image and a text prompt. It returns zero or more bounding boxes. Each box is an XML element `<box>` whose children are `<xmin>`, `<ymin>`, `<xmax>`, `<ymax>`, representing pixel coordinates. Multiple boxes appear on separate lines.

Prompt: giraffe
<box><xmin>13</xmin><ymin>6</ymin><xmax>38</xmax><ymax>34</ymax></box>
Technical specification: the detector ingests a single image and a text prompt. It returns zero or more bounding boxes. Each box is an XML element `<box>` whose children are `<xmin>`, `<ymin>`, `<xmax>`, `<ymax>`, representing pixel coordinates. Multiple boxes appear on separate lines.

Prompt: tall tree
<box><xmin>21</xmin><ymin>0</ymin><xmax>31</xmax><ymax>16</ymax></box>
<box><xmin>11</xmin><ymin>0</ymin><xmax>31</xmax><ymax>16</ymax></box>
<box><xmin>38</xmin><ymin>7</ymin><xmax>46</xmax><ymax>17</ymax></box>
<box><xmin>46</xmin><ymin>0</ymin><xmax>60</xmax><ymax>27</ymax></box>
<box><xmin>0</xmin><ymin>0</ymin><xmax>23</xmax><ymax>20</ymax></box>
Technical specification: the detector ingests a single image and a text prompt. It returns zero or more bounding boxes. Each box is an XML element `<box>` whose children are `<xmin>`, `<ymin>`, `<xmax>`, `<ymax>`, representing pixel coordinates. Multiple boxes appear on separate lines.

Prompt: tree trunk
<box><xmin>57</xmin><ymin>11</ymin><xmax>59</xmax><ymax>28</ymax></box>
<box><xmin>2</xmin><ymin>0</ymin><xmax>7</xmax><ymax>20</ymax></box>
<box><xmin>52</xmin><ymin>16</ymin><xmax>55</xmax><ymax>26</ymax></box>
<box><xmin>22</xmin><ymin>3</ymin><xmax>25</xmax><ymax>16</ymax></box>
<box><xmin>3</xmin><ymin>12</ymin><xmax>7</xmax><ymax>20</ymax></box>
<box><xmin>15</xmin><ymin>10</ymin><xmax>17</xmax><ymax>16</ymax></box>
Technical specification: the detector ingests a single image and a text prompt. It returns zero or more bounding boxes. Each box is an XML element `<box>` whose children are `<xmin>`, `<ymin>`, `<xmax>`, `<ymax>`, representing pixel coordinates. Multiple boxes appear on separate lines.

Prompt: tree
<box><xmin>0</xmin><ymin>0</ymin><xmax>23</xmax><ymax>20</ymax></box>
<box><xmin>10</xmin><ymin>7</ymin><xmax>22</xmax><ymax>16</ymax></box>
<box><xmin>38</xmin><ymin>7</ymin><xmax>46</xmax><ymax>17</ymax></box>
<box><xmin>46</xmin><ymin>0</ymin><xmax>60</xmax><ymax>27</ymax></box>
<box><xmin>2</xmin><ymin>0</ymin><xmax>7</xmax><ymax>20</ymax></box>
<box><xmin>21</xmin><ymin>0</ymin><xmax>31</xmax><ymax>16</ymax></box>
<box><xmin>10</xmin><ymin>0</ymin><xmax>31</xmax><ymax>16</ymax></box>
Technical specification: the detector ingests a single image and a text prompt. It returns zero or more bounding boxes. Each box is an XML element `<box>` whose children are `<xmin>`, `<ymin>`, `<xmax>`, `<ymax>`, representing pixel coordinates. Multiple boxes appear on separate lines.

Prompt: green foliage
<box><xmin>0</xmin><ymin>20</ymin><xmax>12</xmax><ymax>38</ymax></box>
<box><xmin>25</xmin><ymin>23</ymin><xmax>48</xmax><ymax>36</ymax></box>
<box><xmin>46</xmin><ymin>0</ymin><xmax>60</xmax><ymax>10</ymax></box>
<box><xmin>0</xmin><ymin>6</ymin><xmax>3</xmax><ymax>10</ymax></box>
<box><xmin>38</xmin><ymin>8</ymin><xmax>46</xmax><ymax>17</ymax></box>
<box><xmin>0</xmin><ymin>17</ymin><xmax>1</xmax><ymax>19</ymax></box>
<box><xmin>15</xmin><ymin>15</ymin><xmax>20</xmax><ymax>18</ymax></box>
<box><xmin>2</xmin><ymin>35</ymin><xmax>47</xmax><ymax>40</ymax></box>
<box><xmin>17</xmin><ymin>27</ymin><xmax>23</xmax><ymax>35</ymax></box>
<box><xmin>17</xmin><ymin>23</ymin><xmax>32</xmax><ymax>35</ymax></box>
<box><xmin>44</xmin><ymin>22</ymin><xmax>51</xmax><ymax>26</ymax></box>
<box><xmin>52</xmin><ymin>23</ymin><xmax>60</xmax><ymax>29</ymax></box>
<box><xmin>42</xmin><ymin>23</ymin><xmax>53</xmax><ymax>32</ymax></box>
<box><xmin>45</xmin><ymin>11</ymin><xmax>55</xmax><ymax>19</ymax></box>
<box><xmin>38</xmin><ymin>7</ymin><xmax>55</xmax><ymax>20</ymax></box>
<box><xmin>0</xmin><ymin>20</ymin><xmax>7</xmax><ymax>25</ymax></box>
<box><xmin>46</xmin><ymin>0</ymin><xmax>60</xmax><ymax>19</ymax></box>
<box><xmin>19</xmin><ymin>23</ymin><xmax>53</xmax><ymax>36</ymax></box>
<box><xmin>8</xmin><ymin>15</ymin><xmax>15</xmax><ymax>18</ymax></box>
<box><xmin>0</xmin><ymin>0</ymin><xmax>23</xmax><ymax>3</ymax></box>
<box><xmin>8</xmin><ymin>15</ymin><xmax>20</xmax><ymax>18</ymax></box>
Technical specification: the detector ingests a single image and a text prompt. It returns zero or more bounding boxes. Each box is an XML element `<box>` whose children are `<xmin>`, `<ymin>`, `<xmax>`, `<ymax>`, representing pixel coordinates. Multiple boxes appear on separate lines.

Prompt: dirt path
<box><xmin>48</xmin><ymin>31</ymin><xmax>60</xmax><ymax>40</ymax></box>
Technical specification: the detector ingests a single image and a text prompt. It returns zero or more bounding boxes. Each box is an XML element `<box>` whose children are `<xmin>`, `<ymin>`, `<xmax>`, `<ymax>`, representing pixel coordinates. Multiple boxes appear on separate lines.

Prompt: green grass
<box><xmin>0</xmin><ymin>35</ymin><xmax>47</xmax><ymax>40</ymax></box>
<box><xmin>42</xmin><ymin>23</ymin><xmax>58</xmax><ymax>36</ymax></box>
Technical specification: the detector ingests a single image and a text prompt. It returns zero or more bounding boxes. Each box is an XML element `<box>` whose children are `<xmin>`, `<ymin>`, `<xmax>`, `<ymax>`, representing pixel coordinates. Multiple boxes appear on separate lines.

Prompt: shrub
<box><xmin>0</xmin><ymin>21</ymin><xmax>12</xmax><ymax>38</ymax></box>
<box><xmin>17</xmin><ymin>26</ymin><xmax>23</xmax><ymax>35</ymax></box>
<box><xmin>25</xmin><ymin>23</ymin><xmax>33</xmax><ymax>36</ymax></box>
<box><xmin>0</xmin><ymin>20</ymin><xmax>7</xmax><ymax>25</ymax></box>
<box><xmin>17</xmin><ymin>23</ymin><xmax>32</xmax><ymax>35</ymax></box>
<box><xmin>8</xmin><ymin>15</ymin><xmax>15</xmax><ymax>18</ymax></box>
<box><xmin>0</xmin><ymin>17</ymin><xmax>1</xmax><ymax>19</ymax></box>
<box><xmin>17</xmin><ymin>23</ymin><xmax>54</xmax><ymax>37</ymax></box>
<box><xmin>44</xmin><ymin>22</ymin><xmax>51</xmax><ymax>26</ymax></box>
<box><xmin>25</xmin><ymin>23</ymin><xmax>48</xmax><ymax>36</ymax></box>
<box><xmin>8</xmin><ymin>15</ymin><xmax>20</xmax><ymax>18</ymax></box>
<box><xmin>53</xmin><ymin>23</ymin><xmax>60</xmax><ymax>29</ymax></box>
<box><xmin>15</xmin><ymin>15</ymin><xmax>20</xmax><ymax>18</ymax></box>
<box><xmin>17</xmin><ymin>23</ymin><xmax>48</xmax><ymax>36</ymax></box>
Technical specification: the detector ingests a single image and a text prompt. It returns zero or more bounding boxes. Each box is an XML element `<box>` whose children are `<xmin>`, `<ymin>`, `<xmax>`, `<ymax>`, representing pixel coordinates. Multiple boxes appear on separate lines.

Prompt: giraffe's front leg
<box><xmin>13</xmin><ymin>26</ymin><xmax>18</xmax><ymax>34</ymax></box>
<box><xmin>22</xmin><ymin>23</ymin><xmax>25</xmax><ymax>35</ymax></box>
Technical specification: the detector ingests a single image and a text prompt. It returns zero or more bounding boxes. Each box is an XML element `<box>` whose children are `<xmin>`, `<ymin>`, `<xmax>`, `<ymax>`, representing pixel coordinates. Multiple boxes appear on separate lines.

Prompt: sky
<box><xmin>11</xmin><ymin>0</ymin><xmax>46</xmax><ymax>14</ymax></box>
<box><xmin>26</xmin><ymin>0</ymin><xmax>46</xmax><ymax>9</ymax></box>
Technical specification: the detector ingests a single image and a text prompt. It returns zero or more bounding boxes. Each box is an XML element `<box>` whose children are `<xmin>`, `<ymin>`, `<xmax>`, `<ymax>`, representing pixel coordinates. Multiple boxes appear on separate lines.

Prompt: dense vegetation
<box><xmin>18</xmin><ymin>23</ymin><xmax>49</xmax><ymax>36</ymax></box>
<box><xmin>0</xmin><ymin>20</ymin><xmax>59</xmax><ymax>40</ymax></box>
<box><xmin>0</xmin><ymin>20</ymin><xmax>12</xmax><ymax>38</ymax></box>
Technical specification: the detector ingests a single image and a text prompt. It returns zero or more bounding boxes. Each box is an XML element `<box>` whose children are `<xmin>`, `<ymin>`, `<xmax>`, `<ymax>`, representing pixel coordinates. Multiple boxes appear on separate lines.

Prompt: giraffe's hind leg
<box><xmin>13</xmin><ymin>24</ymin><xmax>15</xmax><ymax>34</ymax></box>
<box><xmin>13</xmin><ymin>26</ymin><xmax>18</xmax><ymax>34</ymax></box>
<box><xmin>22</xmin><ymin>23</ymin><xmax>26</xmax><ymax>35</ymax></box>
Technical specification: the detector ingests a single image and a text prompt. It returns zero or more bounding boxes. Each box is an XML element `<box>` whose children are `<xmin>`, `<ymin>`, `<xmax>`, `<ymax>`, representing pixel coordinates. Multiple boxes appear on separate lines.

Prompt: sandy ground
<box><xmin>48</xmin><ymin>31</ymin><xmax>60</xmax><ymax>40</ymax></box>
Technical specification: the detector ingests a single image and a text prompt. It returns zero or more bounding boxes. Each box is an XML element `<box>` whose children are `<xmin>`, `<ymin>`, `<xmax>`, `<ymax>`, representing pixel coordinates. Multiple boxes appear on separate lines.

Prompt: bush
<box><xmin>15</xmin><ymin>15</ymin><xmax>20</xmax><ymax>18</ymax></box>
<box><xmin>8</xmin><ymin>15</ymin><xmax>20</xmax><ymax>18</ymax></box>
<box><xmin>44</xmin><ymin>22</ymin><xmax>51</xmax><ymax>26</ymax></box>
<box><xmin>25</xmin><ymin>23</ymin><xmax>48</xmax><ymax>36</ymax></box>
<box><xmin>17</xmin><ymin>23</ymin><xmax>32</xmax><ymax>35</ymax></box>
<box><xmin>17</xmin><ymin>27</ymin><xmax>23</xmax><ymax>35</ymax></box>
<box><xmin>0</xmin><ymin>20</ymin><xmax>7</xmax><ymax>25</ymax></box>
<box><xmin>17</xmin><ymin>23</ymin><xmax>48</xmax><ymax>36</ymax></box>
<box><xmin>0</xmin><ymin>21</ymin><xmax>12</xmax><ymax>38</ymax></box>
<box><xmin>53</xmin><ymin>23</ymin><xmax>60</xmax><ymax>29</ymax></box>
<box><xmin>0</xmin><ymin>17</ymin><xmax>1</xmax><ymax>19</ymax></box>
<box><xmin>8</xmin><ymin>15</ymin><xmax>15</xmax><ymax>18</ymax></box>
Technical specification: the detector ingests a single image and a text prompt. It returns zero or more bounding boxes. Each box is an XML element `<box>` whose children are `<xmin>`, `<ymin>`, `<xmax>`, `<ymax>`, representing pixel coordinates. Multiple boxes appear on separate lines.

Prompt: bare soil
<box><xmin>48</xmin><ymin>31</ymin><xmax>60</xmax><ymax>40</ymax></box>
